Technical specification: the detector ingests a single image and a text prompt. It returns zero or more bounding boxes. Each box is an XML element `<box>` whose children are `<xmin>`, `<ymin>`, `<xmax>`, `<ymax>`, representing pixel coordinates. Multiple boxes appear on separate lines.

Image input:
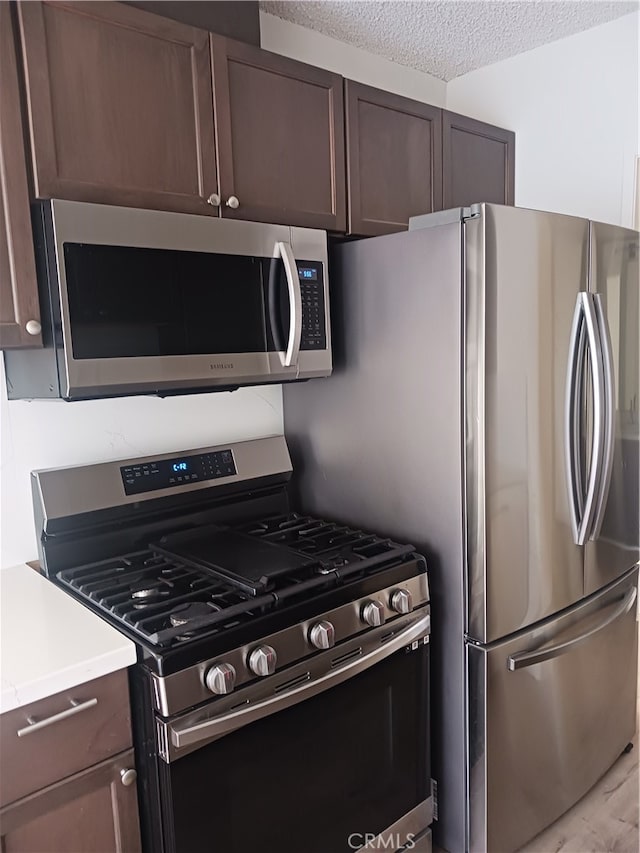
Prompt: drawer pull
<box><xmin>17</xmin><ymin>697</ymin><xmax>98</xmax><ymax>737</ymax></box>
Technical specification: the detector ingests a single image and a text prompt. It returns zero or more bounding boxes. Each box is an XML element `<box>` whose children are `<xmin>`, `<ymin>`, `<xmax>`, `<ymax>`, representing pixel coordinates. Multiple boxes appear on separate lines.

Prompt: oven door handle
<box><xmin>167</xmin><ymin>612</ymin><xmax>430</xmax><ymax>755</ymax></box>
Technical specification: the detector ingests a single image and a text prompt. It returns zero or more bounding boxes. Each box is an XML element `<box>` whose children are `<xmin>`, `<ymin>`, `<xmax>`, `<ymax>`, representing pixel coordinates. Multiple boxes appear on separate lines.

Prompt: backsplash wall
<box><xmin>0</xmin><ymin>361</ymin><xmax>283</xmax><ymax>567</ymax></box>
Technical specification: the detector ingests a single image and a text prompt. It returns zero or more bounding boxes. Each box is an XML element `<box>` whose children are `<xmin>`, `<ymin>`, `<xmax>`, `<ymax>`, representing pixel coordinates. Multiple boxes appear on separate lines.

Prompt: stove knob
<box><xmin>309</xmin><ymin>620</ymin><xmax>336</xmax><ymax>650</ymax></box>
<box><xmin>361</xmin><ymin>600</ymin><xmax>385</xmax><ymax>627</ymax></box>
<box><xmin>390</xmin><ymin>588</ymin><xmax>413</xmax><ymax>614</ymax></box>
<box><xmin>205</xmin><ymin>663</ymin><xmax>236</xmax><ymax>695</ymax></box>
<box><xmin>248</xmin><ymin>645</ymin><xmax>277</xmax><ymax>677</ymax></box>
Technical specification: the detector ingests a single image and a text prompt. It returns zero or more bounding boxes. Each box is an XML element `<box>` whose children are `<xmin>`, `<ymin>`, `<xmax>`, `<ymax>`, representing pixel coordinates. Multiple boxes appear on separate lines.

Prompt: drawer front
<box><xmin>0</xmin><ymin>669</ymin><xmax>131</xmax><ymax>807</ymax></box>
<box><xmin>468</xmin><ymin>569</ymin><xmax>639</xmax><ymax>853</ymax></box>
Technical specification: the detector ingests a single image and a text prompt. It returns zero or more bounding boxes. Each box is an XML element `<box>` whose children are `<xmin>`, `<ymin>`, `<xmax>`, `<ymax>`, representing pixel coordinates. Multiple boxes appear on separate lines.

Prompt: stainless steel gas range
<box><xmin>32</xmin><ymin>436</ymin><xmax>433</xmax><ymax>853</ymax></box>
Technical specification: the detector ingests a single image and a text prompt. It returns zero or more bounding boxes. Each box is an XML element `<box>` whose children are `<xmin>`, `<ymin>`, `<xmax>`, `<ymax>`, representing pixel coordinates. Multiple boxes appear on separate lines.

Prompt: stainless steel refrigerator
<box><xmin>283</xmin><ymin>204</ymin><xmax>639</xmax><ymax>853</ymax></box>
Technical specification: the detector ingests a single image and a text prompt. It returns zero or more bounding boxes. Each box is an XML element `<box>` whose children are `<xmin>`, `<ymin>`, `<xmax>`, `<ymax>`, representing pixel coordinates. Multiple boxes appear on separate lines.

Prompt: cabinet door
<box><xmin>211</xmin><ymin>36</ymin><xmax>346</xmax><ymax>231</ymax></box>
<box><xmin>0</xmin><ymin>2</ymin><xmax>42</xmax><ymax>349</ymax></box>
<box><xmin>0</xmin><ymin>749</ymin><xmax>141</xmax><ymax>853</ymax></box>
<box><xmin>345</xmin><ymin>81</ymin><xmax>443</xmax><ymax>236</ymax></box>
<box><xmin>18</xmin><ymin>1</ymin><xmax>217</xmax><ymax>215</ymax></box>
<box><xmin>442</xmin><ymin>111</ymin><xmax>515</xmax><ymax>208</ymax></box>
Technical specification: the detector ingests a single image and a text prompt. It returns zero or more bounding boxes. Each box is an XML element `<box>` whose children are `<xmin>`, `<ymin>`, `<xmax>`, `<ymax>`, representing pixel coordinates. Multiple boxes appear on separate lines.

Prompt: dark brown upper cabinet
<box><xmin>345</xmin><ymin>81</ymin><xmax>443</xmax><ymax>236</ymax></box>
<box><xmin>442</xmin><ymin>111</ymin><xmax>515</xmax><ymax>209</ymax></box>
<box><xmin>17</xmin><ymin>1</ymin><xmax>218</xmax><ymax>215</ymax></box>
<box><xmin>211</xmin><ymin>37</ymin><xmax>346</xmax><ymax>231</ymax></box>
<box><xmin>0</xmin><ymin>2</ymin><xmax>42</xmax><ymax>349</ymax></box>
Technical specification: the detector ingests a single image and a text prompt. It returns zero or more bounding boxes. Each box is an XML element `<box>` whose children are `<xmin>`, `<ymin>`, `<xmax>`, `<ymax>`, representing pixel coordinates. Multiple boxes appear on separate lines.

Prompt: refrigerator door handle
<box><xmin>564</xmin><ymin>295</ymin><xmax>587</xmax><ymax>542</ymax></box>
<box><xmin>577</xmin><ymin>293</ymin><xmax>606</xmax><ymax>545</ymax></box>
<box><xmin>589</xmin><ymin>294</ymin><xmax>615</xmax><ymax>539</ymax></box>
<box><xmin>507</xmin><ymin>585</ymin><xmax>637</xmax><ymax>671</ymax></box>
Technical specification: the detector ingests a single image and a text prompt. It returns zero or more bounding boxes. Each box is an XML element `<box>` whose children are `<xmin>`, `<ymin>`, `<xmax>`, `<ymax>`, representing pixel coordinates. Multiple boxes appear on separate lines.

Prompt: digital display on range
<box><xmin>121</xmin><ymin>450</ymin><xmax>236</xmax><ymax>495</ymax></box>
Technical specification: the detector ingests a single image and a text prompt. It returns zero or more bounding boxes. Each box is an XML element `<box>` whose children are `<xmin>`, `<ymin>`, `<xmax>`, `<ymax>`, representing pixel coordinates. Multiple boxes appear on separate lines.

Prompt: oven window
<box><xmin>162</xmin><ymin>644</ymin><xmax>429</xmax><ymax>853</ymax></box>
<box><xmin>64</xmin><ymin>243</ymin><xmax>270</xmax><ymax>358</ymax></box>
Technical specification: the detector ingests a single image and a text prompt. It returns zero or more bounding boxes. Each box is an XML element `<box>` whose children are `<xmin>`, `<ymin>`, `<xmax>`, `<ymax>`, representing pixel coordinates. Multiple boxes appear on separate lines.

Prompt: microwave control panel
<box><xmin>297</xmin><ymin>262</ymin><xmax>326</xmax><ymax>351</ymax></box>
<box><xmin>121</xmin><ymin>449</ymin><xmax>237</xmax><ymax>495</ymax></box>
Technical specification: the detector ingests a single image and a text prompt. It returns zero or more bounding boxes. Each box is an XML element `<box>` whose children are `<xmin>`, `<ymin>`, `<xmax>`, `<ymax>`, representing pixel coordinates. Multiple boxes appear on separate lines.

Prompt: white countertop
<box><xmin>1</xmin><ymin>564</ymin><xmax>136</xmax><ymax>713</ymax></box>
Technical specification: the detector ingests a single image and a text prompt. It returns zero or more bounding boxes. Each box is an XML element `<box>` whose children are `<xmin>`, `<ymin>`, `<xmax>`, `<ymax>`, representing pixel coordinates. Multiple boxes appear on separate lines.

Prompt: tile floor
<box><xmin>519</xmin><ymin>736</ymin><xmax>638</xmax><ymax>853</ymax></box>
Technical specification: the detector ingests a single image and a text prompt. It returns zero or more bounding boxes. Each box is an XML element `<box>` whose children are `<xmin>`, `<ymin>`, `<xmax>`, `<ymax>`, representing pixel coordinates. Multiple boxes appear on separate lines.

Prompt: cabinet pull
<box><xmin>25</xmin><ymin>319</ymin><xmax>42</xmax><ymax>335</ymax></box>
<box><xmin>120</xmin><ymin>768</ymin><xmax>137</xmax><ymax>786</ymax></box>
<box><xmin>225</xmin><ymin>196</ymin><xmax>240</xmax><ymax>209</ymax></box>
<box><xmin>206</xmin><ymin>193</ymin><xmax>220</xmax><ymax>207</ymax></box>
<box><xmin>16</xmin><ymin>697</ymin><xmax>98</xmax><ymax>737</ymax></box>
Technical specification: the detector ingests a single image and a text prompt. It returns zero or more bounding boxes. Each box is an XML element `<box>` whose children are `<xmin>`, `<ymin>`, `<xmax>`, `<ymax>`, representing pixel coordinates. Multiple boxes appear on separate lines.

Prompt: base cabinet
<box><xmin>0</xmin><ymin>750</ymin><xmax>141</xmax><ymax>853</ymax></box>
<box><xmin>0</xmin><ymin>670</ymin><xmax>141</xmax><ymax>853</ymax></box>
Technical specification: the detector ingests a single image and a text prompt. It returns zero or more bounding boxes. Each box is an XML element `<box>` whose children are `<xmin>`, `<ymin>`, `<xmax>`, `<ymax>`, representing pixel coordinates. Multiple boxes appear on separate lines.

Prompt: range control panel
<box><xmin>297</xmin><ymin>262</ymin><xmax>327</xmax><ymax>351</ymax></box>
<box><xmin>121</xmin><ymin>449</ymin><xmax>236</xmax><ymax>496</ymax></box>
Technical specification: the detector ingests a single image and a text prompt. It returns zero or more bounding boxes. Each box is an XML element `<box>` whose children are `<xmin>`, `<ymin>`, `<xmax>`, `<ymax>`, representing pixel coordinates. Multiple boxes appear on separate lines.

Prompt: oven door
<box><xmin>155</xmin><ymin>618</ymin><xmax>431</xmax><ymax>853</ymax></box>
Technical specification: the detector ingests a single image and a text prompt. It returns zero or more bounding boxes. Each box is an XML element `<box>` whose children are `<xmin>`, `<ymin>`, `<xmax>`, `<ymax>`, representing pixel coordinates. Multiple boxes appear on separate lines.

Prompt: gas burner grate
<box><xmin>55</xmin><ymin>513</ymin><xmax>414</xmax><ymax>649</ymax></box>
<box><xmin>236</xmin><ymin>513</ymin><xmax>403</xmax><ymax>570</ymax></box>
<box><xmin>56</xmin><ymin>550</ymin><xmax>259</xmax><ymax>647</ymax></box>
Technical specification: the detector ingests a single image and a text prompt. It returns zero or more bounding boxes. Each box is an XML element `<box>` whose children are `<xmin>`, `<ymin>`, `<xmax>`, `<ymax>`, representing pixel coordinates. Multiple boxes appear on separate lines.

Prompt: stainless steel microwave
<box><xmin>4</xmin><ymin>200</ymin><xmax>331</xmax><ymax>400</ymax></box>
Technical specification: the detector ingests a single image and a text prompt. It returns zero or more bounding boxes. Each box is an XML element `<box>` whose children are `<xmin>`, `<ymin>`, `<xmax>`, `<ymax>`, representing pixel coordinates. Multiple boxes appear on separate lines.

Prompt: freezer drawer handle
<box><xmin>507</xmin><ymin>586</ymin><xmax>637</xmax><ymax>671</ymax></box>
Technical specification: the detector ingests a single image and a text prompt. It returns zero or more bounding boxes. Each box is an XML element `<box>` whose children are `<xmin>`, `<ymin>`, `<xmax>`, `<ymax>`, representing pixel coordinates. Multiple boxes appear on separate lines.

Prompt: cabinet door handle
<box><xmin>225</xmin><ymin>195</ymin><xmax>240</xmax><ymax>209</ymax></box>
<box><xmin>120</xmin><ymin>768</ymin><xmax>137</xmax><ymax>786</ymax></box>
<box><xmin>206</xmin><ymin>193</ymin><xmax>220</xmax><ymax>207</ymax></box>
<box><xmin>25</xmin><ymin>319</ymin><xmax>42</xmax><ymax>335</ymax></box>
<box><xmin>16</xmin><ymin>697</ymin><xmax>98</xmax><ymax>737</ymax></box>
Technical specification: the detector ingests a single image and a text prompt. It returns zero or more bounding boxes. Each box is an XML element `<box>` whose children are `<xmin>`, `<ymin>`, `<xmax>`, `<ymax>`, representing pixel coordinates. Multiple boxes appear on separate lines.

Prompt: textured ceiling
<box><xmin>260</xmin><ymin>1</ymin><xmax>639</xmax><ymax>81</ymax></box>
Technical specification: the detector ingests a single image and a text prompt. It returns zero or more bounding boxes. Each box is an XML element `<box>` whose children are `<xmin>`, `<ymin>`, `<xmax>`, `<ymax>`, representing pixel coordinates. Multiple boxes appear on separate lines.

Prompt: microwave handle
<box><xmin>275</xmin><ymin>241</ymin><xmax>302</xmax><ymax>368</ymax></box>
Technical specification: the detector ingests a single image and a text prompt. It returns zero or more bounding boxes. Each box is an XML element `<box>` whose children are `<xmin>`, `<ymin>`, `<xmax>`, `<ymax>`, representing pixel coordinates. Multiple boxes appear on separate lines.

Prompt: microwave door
<box><xmin>59</xmin><ymin>242</ymin><xmax>274</xmax><ymax>398</ymax></box>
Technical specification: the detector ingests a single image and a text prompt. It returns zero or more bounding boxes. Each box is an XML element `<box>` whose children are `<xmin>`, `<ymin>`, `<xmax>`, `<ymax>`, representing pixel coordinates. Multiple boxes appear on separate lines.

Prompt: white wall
<box><xmin>260</xmin><ymin>11</ymin><xmax>446</xmax><ymax>106</ymax></box>
<box><xmin>447</xmin><ymin>12</ymin><xmax>640</xmax><ymax>228</ymax></box>
<box><xmin>0</xmin><ymin>362</ymin><xmax>282</xmax><ymax>567</ymax></box>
